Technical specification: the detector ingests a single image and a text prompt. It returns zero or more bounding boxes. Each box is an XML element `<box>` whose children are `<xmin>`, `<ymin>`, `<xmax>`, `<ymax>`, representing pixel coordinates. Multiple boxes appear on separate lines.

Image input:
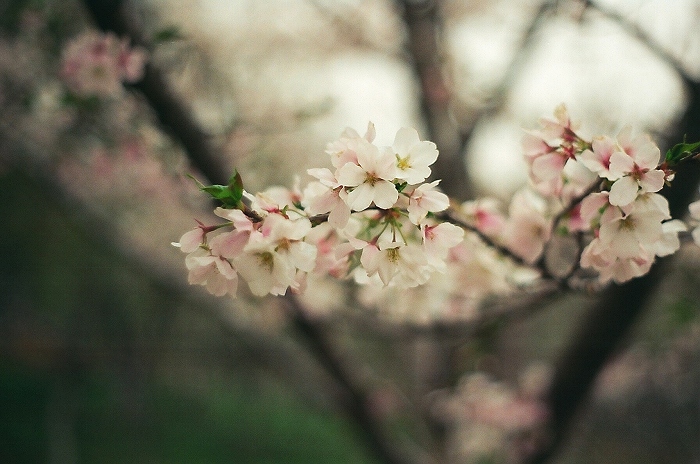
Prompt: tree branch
<box><xmin>528</xmin><ymin>81</ymin><xmax>700</xmax><ymax>464</ymax></box>
<box><xmin>395</xmin><ymin>0</ymin><xmax>472</xmax><ymax>201</ymax></box>
<box><xmin>80</xmin><ymin>1</ymin><xmax>431</xmax><ymax>462</ymax></box>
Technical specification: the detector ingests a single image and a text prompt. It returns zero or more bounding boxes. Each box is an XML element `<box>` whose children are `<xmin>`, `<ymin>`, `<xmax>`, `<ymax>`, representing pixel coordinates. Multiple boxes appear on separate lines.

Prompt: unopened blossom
<box><xmin>392</xmin><ymin>127</ymin><xmax>439</xmax><ymax>184</ymax></box>
<box><xmin>336</xmin><ymin>138</ymin><xmax>398</xmax><ymax>211</ymax></box>
<box><xmin>406</xmin><ymin>180</ymin><xmax>449</xmax><ymax>224</ymax></box>
<box><xmin>607</xmin><ymin>127</ymin><xmax>665</xmax><ymax>206</ymax></box>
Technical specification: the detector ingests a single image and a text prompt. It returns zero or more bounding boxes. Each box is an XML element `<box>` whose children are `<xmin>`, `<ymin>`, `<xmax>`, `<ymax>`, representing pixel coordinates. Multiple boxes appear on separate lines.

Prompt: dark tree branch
<box><xmin>395</xmin><ymin>0</ymin><xmax>472</xmax><ymax>201</ymax></box>
<box><xmin>528</xmin><ymin>81</ymin><xmax>700</xmax><ymax>464</ymax></box>
<box><xmin>82</xmin><ymin>0</ymin><xmax>229</xmax><ymax>185</ymax></box>
<box><xmin>80</xmin><ymin>1</ymin><xmax>430</xmax><ymax>463</ymax></box>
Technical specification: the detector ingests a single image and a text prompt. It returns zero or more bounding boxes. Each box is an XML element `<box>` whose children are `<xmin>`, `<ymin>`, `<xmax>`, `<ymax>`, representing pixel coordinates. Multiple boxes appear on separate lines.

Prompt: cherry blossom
<box><xmin>392</xmin><ymin>127</ymin><xmax>439</xmax><ymax>184</ymax></box>
<box><xmin>184</xmin><ymin>248</ymin><xmax>238</xmax><ymax>297</ymax></box>
<box><xmin>175</xmin><ymin>112</ymin><xmax>700</xmax><ymax>301</ymax></box>
<box><xmin>60</xmin><ymin>31</ymin><xmax>146</xmax><ymax>97</ymax></box>
<box><xmin>607</xmin><ymin>127</ymin><xmax>666</xmax><ymax>206</ymax></box>
<box><xmin>336</xmin><ymin>138</ymin><xmax>398</xmax><ymax>211</ymax></box>
<box><xmin>406</xmin><ymin>180</ymin><xmax>449</xmax><ymax>225</ymax></box>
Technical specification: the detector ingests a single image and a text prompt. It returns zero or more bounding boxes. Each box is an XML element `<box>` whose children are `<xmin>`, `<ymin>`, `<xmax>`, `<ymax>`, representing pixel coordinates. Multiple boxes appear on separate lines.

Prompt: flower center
<box><xmin>257</xmin><ymin>251</ymin><xmax>274</xmax><ymax>272</ymax></box>
<box><xmin>365</xmin><ymin>172</ymin><xmax>380</xmax><ymax>186</ymax></box>
<box><xmin>396</xmin><ymin>155</ymin><xmax>411</xmax><ymax>171</ymax></box>
<box><xmin>386</xmin><ymin>247</ymin><xmax>400</xmax><ymax>263</ymax></box>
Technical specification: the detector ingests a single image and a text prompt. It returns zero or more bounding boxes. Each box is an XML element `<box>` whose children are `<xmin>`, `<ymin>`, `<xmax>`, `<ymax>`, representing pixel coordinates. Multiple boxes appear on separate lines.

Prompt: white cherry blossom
<box><xmin>336</xmin><ymin>139</ymin><xmax>398</xmax><ymax>211</ymax></box>
<box><xmin>392</xmin><ymin>127</ymin><xmax>439</xmax><ymax>184</ymax></box>
<box><xmin>406</xmin><ymin>180</ymin><xmax>449</xmax><ymax>224</ymax></box>
<box><xmin>607</xmin><ymin>127</ymin><xmax>665</xmax><ymax>206</ymax></box>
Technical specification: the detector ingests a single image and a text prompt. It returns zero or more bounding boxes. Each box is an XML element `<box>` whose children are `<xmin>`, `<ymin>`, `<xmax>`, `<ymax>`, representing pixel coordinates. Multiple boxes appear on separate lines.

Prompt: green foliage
<box><xmin>192</xmin><ymin>170</ymin><xmax>245</xmax><ymax>209</ymax></box>
<box><xmin>664</xmin><ymin>139</ymin><xmax>700</xmax><ymax>166</ymax></box>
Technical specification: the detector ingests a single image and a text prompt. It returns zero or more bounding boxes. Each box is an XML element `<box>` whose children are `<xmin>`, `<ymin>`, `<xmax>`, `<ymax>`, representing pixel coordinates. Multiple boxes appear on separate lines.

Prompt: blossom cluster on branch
<box><xmin>60</xmin><ymin>30</ymin><xmax>147</xmax><ymax>98</ymax></box>
<box><xmin>174</xmin><ymin>104</ymin><xmax>700</xmax><ymax>302</ymax></box>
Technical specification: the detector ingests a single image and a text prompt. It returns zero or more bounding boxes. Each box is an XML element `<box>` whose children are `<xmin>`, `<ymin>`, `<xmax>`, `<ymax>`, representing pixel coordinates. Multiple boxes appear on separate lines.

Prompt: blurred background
<box><xmin>2</xmin><ymin>0</ymin><xmax>700</xmax><ymax>462</ymax></box>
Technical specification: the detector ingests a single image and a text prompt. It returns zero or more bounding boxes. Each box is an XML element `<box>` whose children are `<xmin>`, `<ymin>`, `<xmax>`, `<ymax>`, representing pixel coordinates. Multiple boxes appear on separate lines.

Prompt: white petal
<box><xmin>608</xmin><ymin>176</ymin><xmax>639</xmax><ymax>206</ymax></box>
<box><xmin>393</xmin><ymin>127</ymin><xmax>420</xmax><ymax>156</ymax></box>
<box><xmin>371</xmin><ymin>181</ymin><xmax>399</xmax><ymax>209</ymax></box>
<box><xmin>346</xmin><ymin>183</ymin><xmax>375</xmax><ymax>211</ymax></box>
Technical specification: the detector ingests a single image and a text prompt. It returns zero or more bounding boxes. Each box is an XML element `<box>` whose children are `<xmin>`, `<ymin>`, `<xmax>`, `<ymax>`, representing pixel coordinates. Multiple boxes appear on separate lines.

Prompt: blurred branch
<box><xmin>80</xmin><ymin>1</ymin><xmax>432</xmax><ymax>463</ymax></box>
<box><xmin>82</xmin><ymin>0</ymin><xmax>229</xmax><ymax>185</ymax></box>
<box><xmin>582</xmin><ymin>0</ymin><xmax>696</xmax><ymax>87</ymax></box>
<box><xmin>528</xmin><ymin>80</ymin><xmax>700</xmax><ymax>464</ymax></box>
<box><xmin>395</xmin><ymin>0</ymin><xmax>471</xmax><ymax>201</ymax></box>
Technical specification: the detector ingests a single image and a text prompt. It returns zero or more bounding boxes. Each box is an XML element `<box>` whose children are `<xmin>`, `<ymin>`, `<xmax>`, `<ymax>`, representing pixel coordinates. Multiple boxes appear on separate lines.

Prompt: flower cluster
<box><xmin>433</xmin><ymin>368</ymin><xmax>550</xmax><ymax>464</ymax></box>
<box><xmin>516</xmin><ymin>104</ymin><xmax>683</xmax><ymax>283</ymax></box>
<box><xmin>60</xmin><ymin>31</ymin><xmax>147</xmax><ymax>97</ymax></box>
<box><xmin>174</xmin><ymin>123</ymin><xmax>464</xmax><ymax>298</ymax></box>
<box><xmin>175</xmin><ymin>107</ymin><xmax>700</xmax><ymax>302</ymax></box>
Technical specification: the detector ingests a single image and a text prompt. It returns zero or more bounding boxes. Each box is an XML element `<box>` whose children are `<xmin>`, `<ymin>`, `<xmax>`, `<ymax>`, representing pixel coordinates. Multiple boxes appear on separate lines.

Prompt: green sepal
<box><xmin>395</xmin><ymin>181</ymin><xmax>408</xmax><ymax>193</ymax></box>
<box><xmin>664</xmin><ymin>139</ymin><xmax>700</xmax><ymax>166</ymax></box>
<box><xmin>189</xmin><ymin>170</ymin><xmax>245</xmax><ymax>209</ymax></box>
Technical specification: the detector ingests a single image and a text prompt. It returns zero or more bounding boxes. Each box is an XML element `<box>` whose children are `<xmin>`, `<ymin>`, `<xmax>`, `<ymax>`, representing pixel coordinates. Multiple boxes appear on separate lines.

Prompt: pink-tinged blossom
<box><xmin>461</xmin><ymin>198</ymin><xmax>506</xmax><ymax>237</ymax></box>
<box><xmin>580</xmin><ymin>238</ymin><xmax>654</xmax><ymax>284</ymax></box>
<box><xmin>539</xmin><ymin>103</ymin><xmax>577</xmax><ymax>141</ymax></box>
<box><xmin>214</xmin><ymin>207</ymin><xmax>255</xmax><ymax>231</ymax></box>
<box><xmin>579</xmin><ymin>192</ymin><xmax>610</xmax><ymax>230</ymax></box>
<box><xmin>208</xmin><ymin>230</ymin><xmax>248</xmax><ymax>260</ymax></box>
<box><xmin>555</xmin><ymin>158</ymin><xmax>597</xmax><ymax>202</ymax></box>
<box><xmin>524</xmin><ymin>104</ymin><xmax>581</xmax><ymax>187</ymax></box>
<box><xmin>421</xmin><ymin>222</ymin><xmax>465</xmax><ymax>271</ymax></box>
<box><xmin>60</xmin><ymin>31</ymin><xmax>146</xmax><ymax>97</ymax></box>
<box><xmin>406</xmin><ymin>180</ymin><xmax>449</xmax><ymax>224</ymax></box>
<box><xmin>304</xmin><ymin>223</ymin><xmax>349</xmax><ymax>278</ymax></box>
<box><xmin>597</xmin><ymin>206</ymin><xmax>665</xmax><ymax>259</ymax></box>
<box><xmin>336</xmin><ymin>139</ymin><xmax>398</xmax><ymax>211</ymax></box>
<box><xmin>502</xmin><ymin>190</ymin><xmax>551</xmax><ymax>264</ymax></box>
<box><xmin>173</xmin><ymin>226</ymin><xmax>205</xmax><ymax>253</ymax></box>
<box><xmin>325</xmin><ymin>122</ymin><xmax>376</xmax><ymax>168</ymax></box>
<box><xmin>250</xmin><ymin>185</ymin><xmax>303</xmax><ymax>214</ymax></box>
<box><xmin>185</xmin><ymin>248</ymin><xmax>238</xmax><ymax>297</ymax></box>
<box><xmin>304</xmin><ymin>171</ymin><xmax>351</xmax><ymax>228</ymax></box>
<box><xmin>579</xmin><ymin>135</ymin><xmax>617</xmax><ymax>179</ymax></box>
<box><xmin>607</xmin><ymin>127</ymin><xmax>665</xmax><ymax>206</ymax></box>
<box><xmin>392</xmin><ymin>127</ymin><xmax>439</xmax><ymax>184</ymax></box>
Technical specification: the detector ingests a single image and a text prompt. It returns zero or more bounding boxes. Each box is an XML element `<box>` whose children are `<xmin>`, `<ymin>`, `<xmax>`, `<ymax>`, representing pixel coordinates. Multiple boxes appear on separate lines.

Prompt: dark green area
<box><xmin>0</xmin><ymin>168</ymin><xmax>376</xmax><ymax>464</ymax></box>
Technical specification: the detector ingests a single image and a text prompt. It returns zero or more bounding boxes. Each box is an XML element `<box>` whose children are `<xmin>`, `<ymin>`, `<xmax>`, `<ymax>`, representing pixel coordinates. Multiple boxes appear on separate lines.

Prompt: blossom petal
<box><xmin>609</xmin><ymin>176</ymin><xmax>639</xmax><ymax>206</ymax></box>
